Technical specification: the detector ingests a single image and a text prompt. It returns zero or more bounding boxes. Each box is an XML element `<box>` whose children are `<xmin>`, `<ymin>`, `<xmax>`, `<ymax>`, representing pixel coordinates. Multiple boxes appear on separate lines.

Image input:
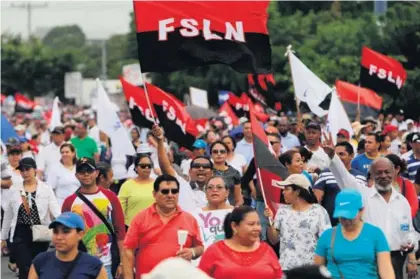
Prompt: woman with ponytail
<box><xmin>199</xmin><ymin>206</ymin><xmax>282</xmax><ymax>279</ymax></box>
<box><xmin>265</xmin><ymin>174</ymin><xmax>331</xmax><ymax>276</ymax></box>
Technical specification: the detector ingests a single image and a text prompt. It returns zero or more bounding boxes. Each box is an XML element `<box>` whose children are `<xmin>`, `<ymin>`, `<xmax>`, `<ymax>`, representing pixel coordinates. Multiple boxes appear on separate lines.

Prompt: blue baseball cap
<box><xmin>192</xmin><ymin>139</ymin><xmax>207</xmax><ymax>149</ymax></box>
<box><xmin>49</xmin><ymin>212</ymin><xmax>85</xmax><ymax>230</ymax></box>
<box><xmin>333</xmin><ymin>189</ymin><xmax>363</xmax><ymax>220</ymax></box>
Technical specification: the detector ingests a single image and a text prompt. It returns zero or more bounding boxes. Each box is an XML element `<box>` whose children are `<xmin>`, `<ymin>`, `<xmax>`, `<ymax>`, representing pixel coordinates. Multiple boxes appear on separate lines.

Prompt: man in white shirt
<box><xmin>278</xmin><ymin>118</ymin><xmax>300</xmax><ymax>151</ymax></box>
<box><xmin>88</xmin><ymin>117</ymin><xmax>101</xmax><ymax>147</ymax></box>
<box><xmin>36</xmin><ymin>126</ymin><xmax>65</xmax><ymax>181</ymax></box>
<box><xmin>323</xmin><ymin>140</ymin><xmax>417</xmax><ymax>279</ymax></box>
<box><xmin>304</xmin><ymin>122</ymin><xmax>330</xmax><ymax>171</ymax></box>
<box><xmin>235</xmin><ymin>121</ymin><xmax>254</xmax><ymax>164</ymax></box>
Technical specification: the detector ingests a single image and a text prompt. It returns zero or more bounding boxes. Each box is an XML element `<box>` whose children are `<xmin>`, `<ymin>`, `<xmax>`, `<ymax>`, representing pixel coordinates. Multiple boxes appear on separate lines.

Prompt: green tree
<box><xmin>43</xmin><ymin>25</ymin><xmax>86</xmax><ymax>50</ymax></box>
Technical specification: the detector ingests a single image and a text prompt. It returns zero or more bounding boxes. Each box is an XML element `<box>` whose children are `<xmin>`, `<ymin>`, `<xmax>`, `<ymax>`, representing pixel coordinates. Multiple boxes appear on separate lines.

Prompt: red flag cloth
<box><xmin>1</xmin><ymin>94</ymin><xmax>6</xmax><ymax>103</ymax></box>
<box><xmin>195</xmin><ymin>118</ymin><xmax>209</xmax><ymax>133</ymax></box>
<box><xmin>121</xmin><ymin>77</ymin><xmax>157</xmax><ymax>129</ymax></box>
<box><xmin>249</xmin><ymin>103</ymin><xmax>288</xmax><ymax>213</ymax></box>
<box><xmin>335</xmin><ymin>80</ymin><xmax>383</xmax><ymax>119</ymax></box>
<box><xmin>133</xmin><ymin>1</ymin><xmax>271</xmax><ymax>73</ymax></box>
<box><xmin>14</xmin><ymin>93</ymin><xmax>35</xmax><ymax>113</ymax></box>
<box><xmin>360</xmin><ymin>46</ymin><xmax>407</xmax><ymax>95</ymax></box>
<box><xmin>219</xmin><ymin>102</ymin><xmax>239</xmax><ymax>130</ymax></box>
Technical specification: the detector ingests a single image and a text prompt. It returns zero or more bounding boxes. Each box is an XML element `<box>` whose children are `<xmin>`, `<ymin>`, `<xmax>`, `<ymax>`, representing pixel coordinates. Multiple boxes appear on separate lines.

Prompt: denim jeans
<box><xmin>255</xmin><ymin>200</ymin><xmax>270</xmax><ymax>241</ymax></box>
<box><xmin>104</xmin><ymin>264</ymin><xmax>113</xmax><ymax>279</ymax></box>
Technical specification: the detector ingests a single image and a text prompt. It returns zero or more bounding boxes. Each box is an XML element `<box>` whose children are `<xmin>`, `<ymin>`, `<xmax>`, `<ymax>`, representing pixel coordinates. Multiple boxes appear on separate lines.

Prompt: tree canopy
<box><xmin>1</xmin><ymin>2</ymin><xmax>419</xmax><ymax>118</ymax></box>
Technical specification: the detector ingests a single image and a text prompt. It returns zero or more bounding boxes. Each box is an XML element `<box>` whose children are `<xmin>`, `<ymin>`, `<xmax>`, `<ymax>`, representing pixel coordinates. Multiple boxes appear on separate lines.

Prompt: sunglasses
<box><xmin>191</xmin><ymin>163</ymin><xmax>212</xmax><ymax>169</ymax></box>
<box><xmin>270</xmin><ymin>141</ymin><xmax>280</xmax><ymax>145</ymax></box>
<box><xmin>19</xmin><ymin>166</ymin><xmax>34</xmax><ymax>172</ymax></box>
<box><xmin>138</xmin><ymin>164</ymin><xmax>153</xmax><ymax>169</ymax></box>
<box><xmin>76</xmin><ymin>168</ymin><xmax>95</xmax><ymax>174</ymax></box>
<box><xmin>212</xmin><ymin>149</ymin><xmax>227</xmax><ymax>155</ymax></box>
<box><xmin>160</xmin><ymin>188</ymin><xmax>179</xmax><ymax>195</ymax></box>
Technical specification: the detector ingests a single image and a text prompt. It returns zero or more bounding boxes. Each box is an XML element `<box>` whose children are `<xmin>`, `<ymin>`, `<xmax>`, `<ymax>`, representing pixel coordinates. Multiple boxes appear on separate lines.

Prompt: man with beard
<box><xmin>322</xmin><ymin>136</ymin><xmax>418</xmax><ymax>279</ymax></box>
<box><xmin>151</xmin><ymin>125</ymin><xmax>213</xmax><ymax>212</ymax></box>
<box><xmin>278</xmin><ymin>118</ymin><xmax>300</xmax><ymax>151</ymax></box>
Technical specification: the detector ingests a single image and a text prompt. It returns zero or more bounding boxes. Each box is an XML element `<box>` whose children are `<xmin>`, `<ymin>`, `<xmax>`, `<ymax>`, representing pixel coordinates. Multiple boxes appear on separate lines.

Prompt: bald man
<box><xmin>323</xmin><ymin>142</ymin><xmax>418</xmax><ymax>279</ymax></box>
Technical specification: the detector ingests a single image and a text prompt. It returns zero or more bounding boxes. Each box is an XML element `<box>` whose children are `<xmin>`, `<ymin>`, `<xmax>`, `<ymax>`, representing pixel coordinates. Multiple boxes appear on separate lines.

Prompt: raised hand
<box><xmin>151</xmin><ymin>124</ymin><xmax>164</xmax><ymax>141</ymax></box>
<box><xmin>321</xmin><ymin>131</ymin><xmax>335</xmax><ymax>159</ymax></box>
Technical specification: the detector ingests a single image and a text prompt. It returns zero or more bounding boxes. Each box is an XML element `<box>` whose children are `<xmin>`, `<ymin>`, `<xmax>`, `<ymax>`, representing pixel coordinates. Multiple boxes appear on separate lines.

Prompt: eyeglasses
<box><xmin>191</xmin><ymin>163</ymin><xmax>212</xmax><ymax>169</ymax></box>
<box><xmin>205</xmin><ymin>185</ymin><xmax>226</xmax><ymax>191</ymax></box>
<box><xmin>138</xmin><ymin>164</ymin><xmax>153</xmax><ymax>169</ymax></box>
<box><xmin>76</xmin><ymin>168</ymin><xmax>95</xmax><ymax>175</ymax></box>
<box><xmin>212</xmin><ymin>149</ymin><xmax>227</xmax><ymax>155</ymax></box>
<box><xmin>160</xmin><ymin>188</ymin><xmax>179</xmax><ymax>195</ymax></box>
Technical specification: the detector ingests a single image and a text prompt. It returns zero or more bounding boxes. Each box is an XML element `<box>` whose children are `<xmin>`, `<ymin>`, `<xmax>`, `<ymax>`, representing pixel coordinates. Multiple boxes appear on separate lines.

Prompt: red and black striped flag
<box><xmin>335</xmin><ymin>80</ymin><xmax>383</xmax><ymax>120</ymax></box>
<box><xmin>360</xmin><ymin>46</ymin><xmax>407</xmax><ymax>95</ymax></box>
<box><xmin>249</xmin><ymin>103</ymin><xmax>288</xmax><ymax>213</ymax></box>
<box><xmin>121</xmin><ymin>77</ymin><xmax>157</xmax><ymax>129</ymax></box>
<box><xmin>14</xmin><ymin>93</ymin><xmax>35</xmax><ymax>113</ymax></box>
<box><xmin>133</xmin><ymin>1</ymin><xmax>271</xmax><ymax>73</ymax></box>
<box><xmin>247</xmin><ymin>73</ymin><xmax>281</xmax><ymax>113</ymax></box>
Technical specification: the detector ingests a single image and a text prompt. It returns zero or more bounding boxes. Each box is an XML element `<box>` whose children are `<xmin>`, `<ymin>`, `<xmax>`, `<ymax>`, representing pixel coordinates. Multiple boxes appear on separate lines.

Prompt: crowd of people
<box><xmin>1</xmin><ymin>104</ymin><xmax>420</xmax><ymax>279</ymax></box>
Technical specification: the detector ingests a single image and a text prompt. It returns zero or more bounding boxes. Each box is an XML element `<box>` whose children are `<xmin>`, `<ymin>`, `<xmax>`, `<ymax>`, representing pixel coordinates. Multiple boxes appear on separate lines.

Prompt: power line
<box><xmin>10</xmin><ymin>2</ymin><xmax>48</xmax><ymax>38</ymax></box>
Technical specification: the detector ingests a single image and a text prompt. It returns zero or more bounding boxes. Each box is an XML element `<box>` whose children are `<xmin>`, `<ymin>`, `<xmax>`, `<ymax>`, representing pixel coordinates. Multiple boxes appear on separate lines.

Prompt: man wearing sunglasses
<box><xmin>62</xmin><ymin>158</ymin><xmax>126</xmax><ymax>279</ymax></box>
<box><xmin>28</xmin><ymin>212</ymin><xmax>108</xmax><ymax>279</ymax></box>
<box><xmin>151</xmin><ymin>125</ymin><xmax>214</xmax><ymax>212</ymax></box>
<box><xmin>123</xmin><ymin>174</ymin><xmax>204</xmax><ymax>279</ymax></box>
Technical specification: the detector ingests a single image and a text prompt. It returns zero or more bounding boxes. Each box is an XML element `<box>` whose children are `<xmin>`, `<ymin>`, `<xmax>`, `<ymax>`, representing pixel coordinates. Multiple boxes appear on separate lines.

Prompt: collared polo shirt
<box><xmin>124</xmin><ymin>204</ymin><xmax>203</xmax><ymax>278</ymax></box>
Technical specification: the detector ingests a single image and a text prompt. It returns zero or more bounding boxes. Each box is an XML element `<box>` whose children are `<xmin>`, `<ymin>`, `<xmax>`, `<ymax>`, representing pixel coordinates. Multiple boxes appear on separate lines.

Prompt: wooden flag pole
<box><xmin>256</xmin><ymin>167</ymin><xmax>274</xmax><ymax>226</ymax></box>
<box><xmin>138</xmin><ymin>62</ymin><xmax>157</xmax><ymax>125</ymax></box>
<box><xmin>285</xmin><ymin>45</ymin><xmax>303</xmax><ymax>129</ymax></box>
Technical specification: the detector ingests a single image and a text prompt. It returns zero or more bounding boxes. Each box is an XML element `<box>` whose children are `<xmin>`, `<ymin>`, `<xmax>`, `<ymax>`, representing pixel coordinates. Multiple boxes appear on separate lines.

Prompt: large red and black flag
<box><xmin>249</xmin><ymin>103</ymin><xmax>288</xmax><ymax>213</ymax></box>
<box><xmin>247</xmin><ymin>73</ymin><xmax>281</xmax><ymax>113</ymax></box>
<box><xmin>14</xmin><ymin>93</ymin><xmax>35</xmax><ymax>113</ymax></box>
<box><xmin>121</xmin><ymin>77</ymin><xmax>157</xmax><ymax>129</ymax></box>
<box><xmin>335</xmin><ymin>80</ymin><xmax>383</xmax><ymax>120</ymax></box>
<box><xmin>133</xmin><ymin>1</ymin><xmax>271</xmax><ymax>73</ymax></box>
<box><xmin>227</xmin><ymin>92</ymin><xmax>249</xmax><ymax>118</ymax></box>
<box><xmin>360</xmin><ymin>46</ymin><xmax>407</xmax><ymax>95</ymax></box>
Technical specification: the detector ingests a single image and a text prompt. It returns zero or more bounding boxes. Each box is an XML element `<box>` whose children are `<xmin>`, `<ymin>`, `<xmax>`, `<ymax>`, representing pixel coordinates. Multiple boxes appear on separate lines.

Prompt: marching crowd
<box><xmin>1</xmin><ymin>106</ymin><xmax>420</xmax><ymax>279</ymax></box>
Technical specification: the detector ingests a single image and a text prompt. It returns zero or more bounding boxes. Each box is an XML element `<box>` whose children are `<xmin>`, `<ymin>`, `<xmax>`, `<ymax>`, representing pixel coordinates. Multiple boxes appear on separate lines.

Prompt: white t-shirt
<box><xmin>47</xmin><ymin>163</ymin><xmax>80</xmax><ymax>207</ymax></box>
<box><xmin>227</xmin><ymin>153</ymin><xmax>247</xmax><ymax>176</ymax></box>
<box><xmin>36</xmin><ymin>142</ymin><xmax>61</xmax><ymax>176</ymax></box>
<box><xmin>111</xmin><ymin>152</ymin><xmax>127</xmax><ymax>180</ymax></box>
<box><xmin>181</xmin><ymin>158</ymin><xmax>192</xmax><ymax>176</ymax></box>
<box><xmin>1</xmin><ymin>165</ymin><xmax>23</xmax><ymax>210</ymax></box>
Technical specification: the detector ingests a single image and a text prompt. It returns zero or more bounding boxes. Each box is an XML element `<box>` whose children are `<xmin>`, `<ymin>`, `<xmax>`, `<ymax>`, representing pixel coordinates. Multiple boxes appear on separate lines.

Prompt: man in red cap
<box><xmin>383</xmin><ymin>125</ymin><xmax>400</xmax><ymax>154</ymax></box>
<box><xmin>336</xmin><ymin>129</ymin><xmax>350</xmax><ymax>143</ymax></box>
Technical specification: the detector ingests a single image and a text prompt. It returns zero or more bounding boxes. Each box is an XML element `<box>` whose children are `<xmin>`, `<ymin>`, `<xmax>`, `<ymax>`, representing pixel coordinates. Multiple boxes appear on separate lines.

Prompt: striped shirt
<box><xmin>313</xmin><ymin>168</ymin><xmax>366</xmax><ymax>226</ymax></box>
<box><xmin>406</xmin><ymin>154</ymin><xmax>420</xmax><ymax>181</ymax></box>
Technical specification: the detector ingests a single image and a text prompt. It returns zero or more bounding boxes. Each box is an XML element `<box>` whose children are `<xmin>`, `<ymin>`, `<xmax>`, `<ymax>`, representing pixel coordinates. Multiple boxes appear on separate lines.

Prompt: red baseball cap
<box><xmin>337</xmin><ymin>129</ymin><xmax>350</xmax><ymax>139</ymax></box>
<box><xmin>383</xmin><ymin>125</ymin><xmax>398</xmax><ymax>135</ymax></box>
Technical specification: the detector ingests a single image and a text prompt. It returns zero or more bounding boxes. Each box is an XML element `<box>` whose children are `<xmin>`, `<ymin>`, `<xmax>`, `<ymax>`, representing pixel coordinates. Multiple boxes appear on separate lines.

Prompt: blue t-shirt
<box><xmin>315</xmin><ymin>223</ymin><xmax>389</xmax><ymax>279</ymax></box>
<box><xmin>351</xmin><ymin>154</ymin><xmax>374</xmax><ymax>177</ymax></box>
<box><xmin>33</xmin><ymin>251</ymin><xmax>103</xmax><ymax>279</ymax></box>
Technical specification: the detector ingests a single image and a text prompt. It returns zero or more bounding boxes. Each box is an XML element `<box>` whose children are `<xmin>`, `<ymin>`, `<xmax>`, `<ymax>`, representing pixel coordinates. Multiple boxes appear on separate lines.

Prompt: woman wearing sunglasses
<box><xmin>221</xmin><ymin>135</ymin><xmax>247</xmax><ymax>176</ymax></box>
<box><xmin>1</xmin><ymin>157</ymin><xmax>60</xmax><ymax>279</ymax></box>
<box><xmin>210</xmin><ymin>141</ymin><xmax>243</xmax><ymax>206</ymax></box>
<box><xmin>118</xmin><ymin>154</ymin><xmax>155</xmax><ymax>230</ymax></box>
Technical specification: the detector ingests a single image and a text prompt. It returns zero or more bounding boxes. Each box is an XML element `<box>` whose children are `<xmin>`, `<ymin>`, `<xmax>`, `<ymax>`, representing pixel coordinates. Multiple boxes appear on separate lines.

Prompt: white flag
<box><xmin>288</xmin><ymin>52</ymin><xmax>332</xmax><ymax>117</ymax></box>
<box><xmin>327</xmin><ymin>89</ymin><xmax>353</xmax><ymax>144</ymax></box>
<box><xmin>96</xmin><ymin>79</ymin><xmax>135</xmax><ymax>156</ymax></box>
<box><xmin>49</xmin><ymin>97</ymin><xmax>62</xmax><ymax>131</ymax></box>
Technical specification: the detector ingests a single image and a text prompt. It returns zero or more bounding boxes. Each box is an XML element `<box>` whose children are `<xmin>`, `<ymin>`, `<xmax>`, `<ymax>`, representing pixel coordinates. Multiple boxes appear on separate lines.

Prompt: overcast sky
<box><xmin>1</xmin><ymin>1</ymin><xmax>133</xmax><ymax>39</ymax></box>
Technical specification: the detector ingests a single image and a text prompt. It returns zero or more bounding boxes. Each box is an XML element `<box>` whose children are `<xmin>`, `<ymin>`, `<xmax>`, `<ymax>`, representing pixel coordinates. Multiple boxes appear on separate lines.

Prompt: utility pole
<box><xmin>10</xmin><ymin>2</ymin><xmax>48</xmax><ymax>38</ymax></box>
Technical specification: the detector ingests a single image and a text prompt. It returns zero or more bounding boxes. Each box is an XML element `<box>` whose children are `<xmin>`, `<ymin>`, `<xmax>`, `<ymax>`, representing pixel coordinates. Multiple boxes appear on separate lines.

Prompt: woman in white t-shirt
<box><xmin>221</xmin><ymin>136</ymin><xmax>247</xmax><ymax>176</ymax></box>
<box><xmin>47</xmin><ymin>143</ymin><xmax>80</xmax><ymax>207</ymax></box>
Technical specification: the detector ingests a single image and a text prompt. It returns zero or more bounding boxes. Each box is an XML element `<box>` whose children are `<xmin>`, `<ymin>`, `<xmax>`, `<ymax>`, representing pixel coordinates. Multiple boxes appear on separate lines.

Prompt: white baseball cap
<box><xmin>142</xmin><ymin>258</ymin><xmax>211</xmax><ymax>279</ymax></box>
<box><xmin>277</xmin><ymin>174</ymin><xmax>311</xmax><ymax>191</ymax></box>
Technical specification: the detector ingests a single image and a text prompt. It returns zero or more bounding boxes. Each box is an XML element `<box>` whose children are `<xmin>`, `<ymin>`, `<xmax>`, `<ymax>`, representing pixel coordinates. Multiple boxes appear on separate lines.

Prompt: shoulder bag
<box><xmin>330</xmin><ymin>227</ymin><xmax>344</xmax><ymax>279</ymax></box>
<box><xmin>75</xmin><ymin>190</ymin><xmax>120</xmax><ymax>277</ymax></box>
<box><xmin>21</xmin><ymin>192</ymin><xmax>52</xmax><ymax>242</ymax></box>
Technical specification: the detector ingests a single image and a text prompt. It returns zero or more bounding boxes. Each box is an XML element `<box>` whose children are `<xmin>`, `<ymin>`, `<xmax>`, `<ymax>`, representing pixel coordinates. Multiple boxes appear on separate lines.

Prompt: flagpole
<box><xmin>137</xmin><ymin>62</ymin><xmax>157</xmax><ymax>125</ymax></box>
<box><xmin>256</xmin><ymin>167</ymin><xmax>274</xmax><ymax>225</ymax></box>
<box><xmin>285</xmin><ymin>45</ymin><xmax>303</xmax><ymax>128</ymax></box>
